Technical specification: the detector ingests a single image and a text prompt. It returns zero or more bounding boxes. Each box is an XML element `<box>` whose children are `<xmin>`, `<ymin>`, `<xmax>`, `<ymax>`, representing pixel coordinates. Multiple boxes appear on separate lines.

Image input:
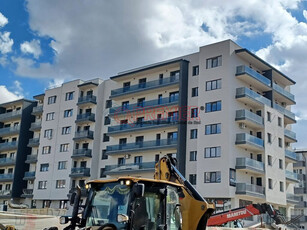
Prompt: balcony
<box><xmin>25</xmin><ymin>154</ymin><xmax>38</xmax><ymax>164</ymax></box>
<box><xmin>235</xmin><ymin>133</ymin><xmax>264</xmax><ymax>151</ymax></box>
<box><xmin>73</xmin><ymin>130</ymin><xmax>94</xmax><ymax>141</ymax></box>
<box><xmin>0</xmin><ymin>173</ymin><xmax>14</xmax><ymax>182</ymax></box>
<box><xmin>106</xmin><ymin>139</ymin><xmax>178</xmax><ymax>155</ymax></box>
<box><xmin>27</xmin><ymin>138</ymin><xmax>39</xmax><ymax>147</ymax></box>
<box><xmin>273</xmin><ymin>103</ymin><xmax>296</xmax><ymax>124</ymax></box>
<box><xmin>32</xmin><ymin>105</ymin><xmax>43</xmax><ymax>115</ymax></box>
<box><xmin>0</xmin><ymin>141</ymin><xmax>18</xmax><ymax>151</ymax></box>
<box><xmin>284</xmin><ymin>129</ymin><xmax>297</xmax><ymax>143</ymax></box>
<box><xmin>69</xmin><ymin>167</ymin><xmax>90</xmax><ymax>178</ymax></box>
<box><xmin>235</xmin><ymin>158</ymin><xmax>265</xmax><ymax>174</ymax></box>
<box><xmin>236</xmin><ymin>65</ymin><xmax>271</xmax><ymax>91</ymax></box>
<box><xmin>71</xmin><ymin>149</ymin><xmax>92</xmax><ymax>159</ymax></box>
<box><xmin>295</xmin><ymin>201</ymin><xmax>307</xmax><ymax>209</ymax></box>
<box><xmin>108</xmin><ymin>117</ymin><xmax>178</xmax><ymax>135</ymax></box>
<box><xmin>29</xmin><ymin>121</ymin><xmax>42</xmax><ymax>131</ymax></box>
<box><xmin>0</xmin><ymin>190</ymin><xmax>11</xmax><ymax>198</ymax></box>
<box><xmin>0</xmin><ymin>110</ymin><xmax>22</xmax><ymax>122</ymax></box>
<box><xmin>272</xmin><ymin>83</ymin><xmax>295</xmax><ymax>105</ymax></box>
<box><xmin>21</xmin><ymin>189</ymin><xmax>33</xmax><ymax>198</ymax></box>
<box><xmin>235</xmin><ymin>109</ymin><xmax>264</xmax><ymax>129</ymax></box>
<box><xmin>236</xmin><ymin>87</ymin><xmax>271</xmax><ymax>108</ymax></box>
<box><xmin>236</xmin><ymin>183</ymin><xmax>265</xmax><ymax>198</ymax></box>
<box><xmin>109</xmin><ymin>95</ymin><xmax>179</xmax><ymax>116</ymax></box>
<box><xmin>286</xmin><ymin>193</ymin><xmax>301</xmax><ymax>204</ymax></box>
<box><xmin>23</xmin><ymin>171</ymin><xmax>35</xmax><ymax>180</ymax></box>
<box><xmin>294</xmin><ymin>161</ymin><xmax>306</xmax><ymax>168</ymax></box>
<box><xmin>286</xmin><ymin>170</ymin><xmax>299</xmax><ymax>183</ymax></box>
<box><xmin>110</xmin><ymin>75</ymin><xmax>180</xmax><ymax>99</ymax></box>
<box><xmin>75</xmin><ymin>113</ymin><xmax>95</xmax><ymax>124</ymax></box>
<box><xmin>105</xmin><ymin>162</ymin><xmax>156</xmax><ymax>175</ymax></box>
<box><xmin>294</xmin><ymin>187</ymin><xmax>307</xmax><ymax>194</ymax></box>
<box><xmin>0</xmin><ymin>158</ymin><xmax>15</xmax><ymax>166</ymax></box>
<box><xmin>0</xmin><ymin>126</ymin><xmax>20</xmax><ymax>137</ymax></box>
<box><xmin>77</xmin><ymin>95</ymin><xmax>97</xmax><ymax>105</ymax></box>
<box><xmin>285</xmin><ymin>149</ymin><xmax>297</xmax><ymax>162</ymax></box>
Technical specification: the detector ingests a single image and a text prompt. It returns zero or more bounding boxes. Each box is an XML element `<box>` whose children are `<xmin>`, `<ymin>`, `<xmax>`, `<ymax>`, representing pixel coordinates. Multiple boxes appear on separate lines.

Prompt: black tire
<box><xmin>97</xmin><ymin>223</ymin><xmax>117</xmax><ymax>230</ymax></box>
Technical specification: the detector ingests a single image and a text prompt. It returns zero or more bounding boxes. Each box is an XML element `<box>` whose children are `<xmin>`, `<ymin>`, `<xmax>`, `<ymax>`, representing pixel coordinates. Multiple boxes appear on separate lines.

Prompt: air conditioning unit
<box><xmin>125</xmin><ymin>154</ymin><xmax>131</xmax><ymax>159</ymax></box>
<box><xmin>239</xmin><ymin>123</ymin><xmax>246</xmax><ymax>129</ymax></box>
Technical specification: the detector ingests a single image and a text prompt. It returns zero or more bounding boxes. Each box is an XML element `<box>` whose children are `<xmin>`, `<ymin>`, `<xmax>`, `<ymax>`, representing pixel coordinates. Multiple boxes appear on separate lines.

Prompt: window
<box><xmin>101</xmin><ymin>150</ymin><xmax>108</xmax><ymax>160</ymax></box>
<box><xmin>268</xmin><ymin>178</ymin><xmax>273</xmax><ymax>189</ymax></box>
<box><xmin>278</xmin><ymin>117</ymin><xmax>282</xmax><ymax>127</ymax></box>
<box><xmin>205</xmin><ymin>101</ymin><xmax>221</xmax><ymax>112</ymax></box>
<box><xmin>268</xmin><ymin>155</ymin><xmax>272</xmax><ymax>166</ymax></box>
<box><xmin>104</xmin><ymin>116</ymin><xmax>111</xmax><ymax>125</ymax></box>
<box><xmin>65</xmin><ymin>92</ymin><xmax>74</xmax><ymax>101</ymax></box>
<box><xmin>204</xmin><ymin>171</ymin><xmax>221</xmax><ymax>183</ymax></box>
<box><xmin>103</xmin><ymin>133</ymin><xmax>110</xmax><ymax>142</ymax></box>
<box><xmin>38</xmin><ymin>181</ymin><xmax>47</xmax><ymax>189</ymax></box>
<box><xmin>42</xmin><ymin>146</ymin><xmax>51</xmax><ymax>154</ymax></box>
<box><xmin>205</xmin><ymin>146</ymin><xmax>221</xmax><ymax>158</ymax></box>
<box><xmin>48</xmin><ymin>96</ymin><xmax>57</xmax><ymax>104</ymax></box>
<box><xmin>100</xmin><ymin>168</ymin><xmax>106</xmax><ymax>178</ymax></box>
<box><xmin>62</xmin><ymin>126</ymin><xmax>71</xmax><ymax>135</ymax></box>
<box><xmin>105</xmin><ymin>100</ymin><xmax>112</xmax><ymax>109</ymax></box>
<box><xmin>44</xmin><ymin>129</ymin><xmax>53</xmax><ymax>139</ymax></box>
<box><xmin>192</xmin><ymin>87</ymin><xmax>198</xmax><ymax>97</ymax></box>
<box><xmin>134</xmin><ymin>156</ymin><xmax>143</xmax><ymax>164</ymax></box>
<box><xmin>56</xmin><ymin>180</ymin><xmax>66</xmax><ymax>189</ymax></box>
<box><xmin>137</xmin><ymin>98</ymin><xmax>145</xmax><ymax>107</ymax></box>
<box><xmin>60</xmin><ymin>143</ymin><xmax>69</xmax><ymax>152</ymax></box>
<box><xmin>190</xmin><ymin>129</ymin><xmax>198</xmax><ymax>139</ymax></box>
<box><xmin>280</xmin><ymin>181</ymin><xmax>284</xmax><ymax>192</ymax></box>
<box><xmin>64</xmin><ymin>109</ymin><xmax>73</xmax><ymax>118</ymax></box>
<box><xmin>118</xmin><ymin>157</ymin><xmax>125</xmax><ymax>165</ymax></box>
<box><xmin>229</xmin><ymin>169</ymin><xmax>236</xmax><ymax>186</ymax></box>
<box><xmin>206</xmin><ymin>56</ymin><xmax>222</xmax><ymax>69</ymax></box>
<box><xmin>205</xmin><ymin>123</ymin><xmax>221</xmax><ymax>135</ymax></box>
<box><xmin>46</xmin><ymin>112</ymin><xmax>55</xmax><ymax>121</ymax></box>
<box><xmin>206</xmin><ymin>79</ymin><xmax>221</xmax><ymax>91</ymax></box>
<box><xmin>267</xmin><ymin>133</ymin><xmax>272</xmax><ymax>143</ymax></box>
<box><xmin>139</xmin><ymin>78</ymin><xmax>146</xmax><ymax>88</ymax></box>
<box><xmin>192</xmin><ymin>66</ymin><xmax>199</xmax><ymax>76</ymax></box>
<box><xmin>190</xmin><ymin>151</ymin><xmax>197</xmax><ymax>161</ymax></box>
<box><xmin>189</xmin><ymin>174</ymin><xmax>197</xmax><ymax>185</ymax></box>
<box><xmin>191</xmin><ymin>108</ymin><xmax>198</xmax><ymax>118</ymax></box>
<box><xmin>278</xmin><ymin>138</ymin><xmax>282</xmax><ymax>147</ymax></box>
<box><xmin>279</xmin><ymin>159</ymin><xmax>283</xmax><ymax>169</ymax></box>
<box><xmin>58</xmin><ymin>161</ymin><xmax>67</xmax><ymax>170</ymax></box>
<box><xmin>40</xmin><ymin>163</ymin><xmax>49</xmax><ymax>172</ymax></box>
<box><xmin>122</xmin><ymin>101</ymin><xmax>129</xmax><ymax>110</ymax></box>
<box><xmin>267</xmin><ymin>112</ymin><xmax>271</xmax><ymax>122</ymax></box>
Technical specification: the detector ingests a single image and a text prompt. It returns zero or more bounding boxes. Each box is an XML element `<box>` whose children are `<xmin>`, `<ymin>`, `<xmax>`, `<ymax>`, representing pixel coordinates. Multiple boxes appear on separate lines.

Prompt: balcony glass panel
<box><xmin>284</xmin><ymin>129</ymin><xmax>297</xmax><ymax>141</ymax></box>
<box><xmin>76</xmin><ymin>113</ymin><xmax>95</xmax><ymax>121</ymax></box>
<box><xmin>32</xmin><ymin>105</ymin><xmax>43</xmax><ymax>114</ymax></box>
<box><xmin>72</xmin><ymin>149</ymin><xmax>92</xmax><ymax>157</ymax></box>
<box><xmin>236</xmin><ymin>158</ymin><xmax>264</xmax><ymax>172</ymax></box>
<box><xmin>286</xmin><ymin>193</ymin><xmax>301</xmax><ymax>202</ymax></box>
<box><xmin>24</xmin><ymin>171</ymin><xmax>35</xmax><ymax>178</ymax></box>
<box><xmin>70</xmin><ymin>167</ymin><xmax>90</xmax><ymax>176</ymax></box>
<box><xmin>236</xmin><ymin>87</ymin><xmax>271</xmax><ymax>106</ymax></box>
<box><xmin>0</xmin><ymin>158</ymin><xmax>15</xmax><ymax>165</ymax></box>
<box><xmin>236</xmin><ymin>133</ymin><xmax>264</xmax><ymax>148</ymax></box>
<box><xmin>273</xmin><ymin>83</ymin><xmax>295</xmax><ymax>102</ymax></box>
<box><xmin>0</xmin><ymin>110</ymin><xmax>22</xmax><ymax>120</ymax></box>
<box><xmin>0</xmin><ymin>141</ymin><xmax>18</xmax><ymax>150</ymax></box>
<box><xmin>273</xmin><ymin>103</ymin><xmax>296</xmax><ymax>121</ymax></box>
<box><xmin>236</xmin><ymin>65</ymin><xmax>271</xmax><ymax>87</ymax></box>
<box><xmin>0</xmin><ymin>126</ymin><xmax>20</xmax><ymax>135</ymax></box>
<box><xmin>285</xmin><ymin>149</ymin><xmax>297</xmax><ymax>161</ymax></box>
<box><xmin>74</xmin><ymin>130</ymin><xmax>94</xmax><ymax>139</ymax></box>
<box><xmin>286</xmin><ymin>170</ymin><xmax>299</xmax><ymax>181</ymax></box>
<box><xmin>78</xmin><ymin>95</ymin><xmax>97</xmax><ymax>104</ymax></box>
<box><xmin>0</xmin><ymin>173</ymin><xmax>14</xmax><ymax>180</ymax></box>
<box><xmin>236</xmin><ymin>183</ymin><xmax>265</xmax><ymax>196</ymax></box>
<box><xmin>235</xmin><ymin>109</ymin><xmax>264</xmax><ymax>126</ymax></box>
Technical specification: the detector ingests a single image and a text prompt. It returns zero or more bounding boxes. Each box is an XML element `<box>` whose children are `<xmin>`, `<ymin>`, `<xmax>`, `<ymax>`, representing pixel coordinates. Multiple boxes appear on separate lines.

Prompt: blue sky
<box><xmin>0</xmin><ymin>0</ymin><xmax>307</xmax><ymax>148</ymax></box>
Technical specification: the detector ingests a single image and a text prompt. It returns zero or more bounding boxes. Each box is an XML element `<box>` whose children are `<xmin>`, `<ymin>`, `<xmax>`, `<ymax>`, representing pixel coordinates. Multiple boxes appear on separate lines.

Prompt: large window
<box><xmin>205</xmin><ymin>101</ymin><xmax>221</xmax><ymax>113</ymax></box>
<box><xmin>65</xmin><ymin>92</ymin><xmax>74</xmax><ymax>101</ymax></box>
<box><xmin>206</xmin><ymin>79</ymin><xmax>222</xmax><ymax>91</ymax></box>
<box><xmin>60</xmin><ymin>143</ymin><xmax>69</xmax><ymax>152</ymax></box>
<box><xmin>189</xmin><ymin>174</ymin><xmax>197</xmax><ymax>185</ymax></box>
<box><xmin>46</xmin><ymin>112</ymin><xmax>55</xmax><ymax>121</ymax></box>
<box><xmin>204</xmin><ymin>171</ymin><xmax>221</xmax><ymax>183</ymax></box>
<box><xmin>44</xmin><ymin>129</ymin><xmax>53</xmax><ymax>139</ymax></box>
<box><xmin>191</xmin><ymin>108</ymin><xmax>198</xmax><ymax>118</ymax></box>
<box><xmin>58</xmin><ymin>161</ymin><xmax>67</xmax><ymax>170</ymax></box>
<box><xmin>40</xmin><ymin>163</ymin><xmax>49</xmax><ymax>172</ymax></box>
<box><xmin>192</xmin><ymin>66</ymin><xmax>199</xmax><ymax>76</ymax></box>
<box><xmin>56</xmin><ymin>180</ymin><xmax>66</xmax><ymax>189</ymax></box>
<box><xmin>42</xmin><ymin>146</ymin><xmax>51</xmax><ymax>154</ymax></box>
<box><xmin>38</xmin><ymin>181</ymin><xmax>47</xmax><ymax>189</ymax></box>
<box><xmin>62</xmin><ymin>126</ymin><xmax>71</xmax><ymax>135</ymax></box>
<box><xmin>64</xmin><ymin>109</ymin><xmax>73</xmax><ymax>118</ymax></box>
<box><xmin>48</xmin><ymin>96</ymin><xmax>57</xmax><ymax>104</ymax></box>
<box><xmin>190</xmin><ymin>129</ymin><xmax>198</xmax><ymax>139</ymax></box>
<box><xmin>268</xmin><ymin>178</ymin><xmax>273</xmax><ymax>189</ymax></box>
<box><xmin>229</xmin><ymin>169</ymin><xmax>236</xmax><ymax>186</ymax></box>
<box><xmin>204</xmin><ymin>146</ymin><xmax>221</xmax><ymax>158</ymax></box>
<box><xmin>205</xmin><ymin>123</ymin><xmax>221</xmax><ymax>135</ymax></box>
<box><xmin>190</xmin><ymin>151</ymin><xmax>197</xmax><ymax>161</ymax></box>
<box><xmin>206</xmin><ymin>56</ymin><xmax>222</xmax><ymax>69</ymax></box>
<box><xmin>192</xmin><ymin>87</ymin><xmax>198</xmax><ymax>97</ymax></box>
<box><xmin>134</xmin><ymin>156</ymin><xmax>143</xmax><ymax>164</ymax></box>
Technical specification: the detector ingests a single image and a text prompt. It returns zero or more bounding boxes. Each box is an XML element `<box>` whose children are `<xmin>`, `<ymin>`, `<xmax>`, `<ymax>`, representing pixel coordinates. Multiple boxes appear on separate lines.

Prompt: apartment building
<box><xmin>0</xmin><ymin>99</ymin><xmax>36</xmax><ymax>206</ymax></box>
<box><xmin>293</xmin><ymin>149</ymin><xmax>307</xmax><ymax>228</ymax></box>
<box><xmin>99</xmin><ymin>40</ymin><xmax>297</xmax><ymax>220</ymax></box>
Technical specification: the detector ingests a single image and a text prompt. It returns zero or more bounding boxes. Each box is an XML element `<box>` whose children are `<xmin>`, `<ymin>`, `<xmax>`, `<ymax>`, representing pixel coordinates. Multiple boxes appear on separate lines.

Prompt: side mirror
<box><xmin>117</xmin><ymin>214</ymin><xmax>129</xmax><ymax>223</ymax></box>
<box><xmin>59</xmin><ymin>216</ymin><xmax>69</xmax><ymax>224</ymax></box>
<box><xmin>133</xmin><ymin>183</ymin><xmax>144</xmax><ymax>198</ymax></box>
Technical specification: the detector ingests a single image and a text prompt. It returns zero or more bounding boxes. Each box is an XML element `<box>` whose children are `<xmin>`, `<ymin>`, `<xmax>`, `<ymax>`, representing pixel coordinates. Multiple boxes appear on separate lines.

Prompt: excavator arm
<box><xmin>154</xmin><ymin>156</ymin><xmax>215</xmax><ymax>230</ymax></box>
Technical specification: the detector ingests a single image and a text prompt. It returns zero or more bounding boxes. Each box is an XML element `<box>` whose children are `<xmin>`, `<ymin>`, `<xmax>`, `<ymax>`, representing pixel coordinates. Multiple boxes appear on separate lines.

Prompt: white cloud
<box><xmin>20</xmin><ymin>39</ymin><xmax>42</xmax><ymax>59</ymax></box>
<box><xmin>0</xmin><ymin>31</ymin><xmax>13</xmax><ymax>54</ymax></box>
<box><xmin>47</xmin><ymin>78</ymin><xmax>64</xmax><ymax>90</ymax></box>
<box><xmin>303</xmin><ymin>10</ymin><xmax>307</xmax><ymax>21</ymax></box>
<box><xmin>0</xmin><ymin>85</ymin><xmax>22</xmax><ymax>104</ymax></box>
<box><xmin>0</xmin><ymin>12</ymin><xmax>8</xmax><ymax>28</ymax></box>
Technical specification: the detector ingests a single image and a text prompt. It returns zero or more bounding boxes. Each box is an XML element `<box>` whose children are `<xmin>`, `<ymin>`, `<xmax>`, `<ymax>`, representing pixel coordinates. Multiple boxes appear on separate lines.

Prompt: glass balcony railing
<box><xmin>108</xmin><ymin>117</ymin><xmax>178</xmax><ymax>134</ymax></box>
<box><xmin>236</xmin><ymin>65</ymin><xmax>271</xmax><ymax>87</ymax></box>
<box><xmin>236</xmin><ymin>158</ymin><xmax>265</xmax><ymax>172</ymax></box>
<box><xmin>109</xmin><ymin>95</ymin><xmax>179</xmax><ymax>115</ymax></box>
<box><xmin>106</xmin><ymin>138</ymin><xmax>178</xmax><ymax>154</ymax></box>
<box><xmin>76</xmin><ymin>113</ymin><xmax>95</xmax><ymax>122</ymax></box>
<box><xmin>28</xmin><ymin>138</ymin><xmax>39</xmax><ymax>147</ymax></box>
<box><xmin>72</xmin><ymin>149</ymin><xmax>92</xmax><ymax>158</ymax></box>
<box><xmin>285</xmin><ymin>149</ymin><xmax>297</xmax><ymax>161</ymax></box>
<box><xmin>105</xmin><ymin>162</ymin><xmax>156</xmax><ymax>174</ymax></box>
<box><xmin>74</xmin><ymin>130</ymin><xmax>94</xmax><ymax>140</ymax></box>
<box><xmin>77</xmin><ymin>95</ymin><xmax>97</xmax><ymax>104</ymax></box>
<box><xmin>284</xmin><ymin>129</ymin><xmax>297</xmax><ymax>141</ymax></box>
<box><xmin>273</xmin><ymin>83</ymin><xmax>295</xmax><ymax>102</ymax></box>
<box><xmin>0</xmin><ymin>158</ymin><xmax>15</xmax><ymax>166</ymax></box>
<box><xmin>0</xmin><ymin>126</ymin><xmax>20</xmax><ymax>136</ymax></box>
<box><xmin>236</xmin><ymin>183</ymin><xmax>265</xmax><ymax>197</ymax></box>
<box><xmin>111</xmin><ymin>75</ymin><xmax>179</xmax><ymax>97</ymax></box>
<box><xmin>25</xmin><ymin>154</ymin><xmax>38</xmax><ymax>163</ymax></box>
<box><xmin>24</xmin><ymin>171</ymin><xmax>35</xmax><ymax>180</ymax></box>
<box><xmin>0</xmin><ymin>110</ymin><xmax>22</xmax><ymax>121</ymax></box>
<box><xmin>32</xmin><ymin>105</ymin><xmax>43</xmax><ymax>114</ymax></box>
<box><xmin>0</xmin><ymin>141</ymin><xmax>18</xmax><ymax>151</ymax></box>
<box><xmin>273</xmin><ymin>103</ymin><xmax>296</xmax><ymax>122</ymax></box>
<box><xmin>286</xmin><ymin>170</ymin><xmax>299</xmax><ymax>182</ymax></box>
<box><xmin>286</xmin><ymin>193</ymin><xmax>301</xmax><ymax>203</ymax></box>
<box><xmin>294</xmin><ymin>187</ymin><xmax>306</xmax><ymax>194</ymax></box>
<box><xmin>236</xmin><ymin>87</ymin><xmax>271</xmax><ymax>106</ymax></box>
<box><xmin>235</xmin><ymin>133</ymin><xmax>264</xmax><ymax>149</ymax></box>
<box><xmin>235</xmin><ymin>109</ymin><xmax>264</xmax><ymax>126</ymax></box>
<box><xmin>0</xmin><ymin>190</ymin><xmax>11</xmax><ymax>197</ymax></box>
<box><xmin>0</xmin><ymin>173</ymin><xmax>14</xmax><ymax>181</ymax></box>
<box><xmin>30</xmin><ymin>121</ymin><xmax>42</xmax><ymax>131</ymax></box>
<box><xmin>70</xmin><ymin>167</ymin><xmax>90</xmax><ymax>177</ymax></box>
